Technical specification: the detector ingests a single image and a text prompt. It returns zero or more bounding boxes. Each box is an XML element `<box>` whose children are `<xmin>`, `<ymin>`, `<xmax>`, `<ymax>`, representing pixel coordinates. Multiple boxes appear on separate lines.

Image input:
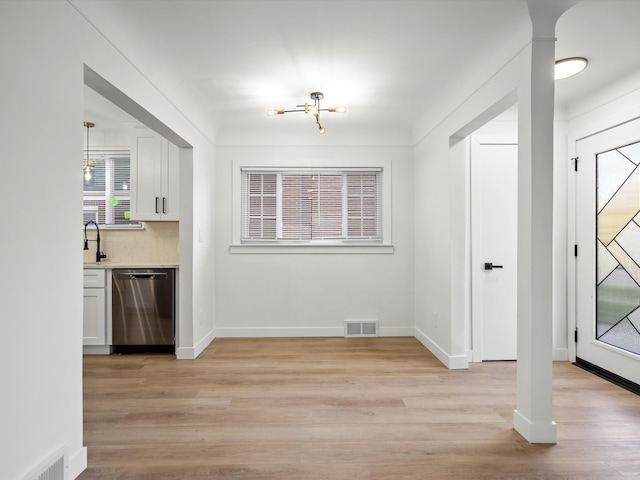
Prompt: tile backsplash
<box><xmin>83</xmin><ymin>221</ymin><xmax>179</xmax><ymax>265</ymax></box>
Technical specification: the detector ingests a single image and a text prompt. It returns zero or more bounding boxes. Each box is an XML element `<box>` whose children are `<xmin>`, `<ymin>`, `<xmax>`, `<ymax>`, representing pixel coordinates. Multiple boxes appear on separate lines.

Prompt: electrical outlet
<box><xmin>433</xmin><ymin>311</ymin><xmax>438</xmax><ymax>328</ymax></box>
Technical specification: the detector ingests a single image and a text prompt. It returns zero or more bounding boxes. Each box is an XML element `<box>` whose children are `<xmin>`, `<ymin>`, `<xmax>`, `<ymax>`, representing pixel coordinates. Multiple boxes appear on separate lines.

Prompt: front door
<box><xmin>576</xmin><ymin>118</ymin><xmax>640</xmax><ymax>385</ymax></box>
<box><xmin>471</xmin><ymin>138</ymin><xmax>518</xmax><ymax>360</ymax></box>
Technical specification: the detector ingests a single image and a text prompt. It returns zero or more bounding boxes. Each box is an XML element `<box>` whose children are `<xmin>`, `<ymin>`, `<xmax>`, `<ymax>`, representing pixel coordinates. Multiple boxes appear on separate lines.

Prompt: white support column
<box><xmin>514</xmin><ymin>0</ymin><xmax>579</xmax><ymax>444</ymax></box>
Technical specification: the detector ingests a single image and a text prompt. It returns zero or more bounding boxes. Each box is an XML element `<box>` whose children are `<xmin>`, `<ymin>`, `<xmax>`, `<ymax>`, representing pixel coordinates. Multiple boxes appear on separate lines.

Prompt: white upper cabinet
<box><xmin>130</xmin><ymin>130</ymin><xmax>179</xmax><ymax>221</ymax></box>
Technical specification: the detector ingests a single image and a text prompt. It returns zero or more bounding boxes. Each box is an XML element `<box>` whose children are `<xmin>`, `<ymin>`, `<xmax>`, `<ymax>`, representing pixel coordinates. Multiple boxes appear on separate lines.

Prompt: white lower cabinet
<box><xmin>83</xmin><ymin>269</ymin><xmax>112</xmax><ymax>354</ymax></box>
<box><xmin>83</xmin><ymin>287</ymin><xmax>106</xmax><ymax>345</ymax></box>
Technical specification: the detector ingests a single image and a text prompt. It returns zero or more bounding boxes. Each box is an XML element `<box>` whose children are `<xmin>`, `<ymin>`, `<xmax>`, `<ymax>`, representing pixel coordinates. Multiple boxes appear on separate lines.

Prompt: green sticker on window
<box><xmin>111</xmin><ymin>197</ymin><xmax>118</xmax><ymax>206</ymax></box>
<box><xmin>124</xmin><ymin>211</ymin><xmax>130</xmax><ymax>219</ymax></box>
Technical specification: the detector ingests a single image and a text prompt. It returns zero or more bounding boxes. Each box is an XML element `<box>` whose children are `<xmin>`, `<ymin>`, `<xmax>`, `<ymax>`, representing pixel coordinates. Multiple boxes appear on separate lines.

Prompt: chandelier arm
<box><xmin>268</xmin><ymin>108</ymin><xmax>307</xmax><ymax>114</ymax></box>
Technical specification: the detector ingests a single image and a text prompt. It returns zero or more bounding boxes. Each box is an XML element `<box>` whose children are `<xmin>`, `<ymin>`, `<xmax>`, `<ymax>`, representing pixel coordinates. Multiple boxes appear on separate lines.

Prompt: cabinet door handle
<box><xmin>163</xmin><ymin>197</ymin><xmax>167</xmax><ymax>214</ymax></box>
<box><xmin>155</xmin><ymin>197</ymin><xmax>159</xmax><ymax>214</ymax></box>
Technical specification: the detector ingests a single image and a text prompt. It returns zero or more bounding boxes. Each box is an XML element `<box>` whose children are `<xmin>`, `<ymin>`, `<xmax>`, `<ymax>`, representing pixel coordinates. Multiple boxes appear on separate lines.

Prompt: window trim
<box><xmin>231</xmin><ymin>158</ymin><xmax>393</xmax><ymax>254</ymax></box>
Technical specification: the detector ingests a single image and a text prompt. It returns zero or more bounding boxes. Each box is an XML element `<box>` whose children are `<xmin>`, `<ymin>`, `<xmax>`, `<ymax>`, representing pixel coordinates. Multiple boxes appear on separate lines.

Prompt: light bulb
<box><xmin>85</xmin><ymin>171</ymin><xmax>92</xmax><ymax>182</ymax></box>
<box><xmin>268</xmin><ymin>109</ymin><xmax>284</xmax><ymax>116</ymax></box>
<box><xmin>318</xmin><ymin>125</ymin><xmax>325</xmax><ymax>134</ymax></box>
<box><xmin>329</xmin><ymin>106</ymin><xmax>347</xmax><ymax>113</ymax></box>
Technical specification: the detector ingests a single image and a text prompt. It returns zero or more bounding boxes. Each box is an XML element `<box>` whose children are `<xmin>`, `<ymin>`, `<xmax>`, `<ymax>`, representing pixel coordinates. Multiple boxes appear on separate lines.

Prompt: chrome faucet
<box><xmin>84</xmin><ymin>220</ymin><xmax>107</xmax><ymax>262</ymax></box>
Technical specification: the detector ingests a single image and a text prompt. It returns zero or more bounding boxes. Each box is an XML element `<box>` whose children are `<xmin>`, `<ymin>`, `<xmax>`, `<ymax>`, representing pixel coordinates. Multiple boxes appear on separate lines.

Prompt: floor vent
<box><xmin>23</xmin><ymin>447</ymin><xmax>65</xmax><ymax>480</ymax></box>
<box><xmin>344</xmin><ymin>320</ymin><xmax>379</xmax><ymax>338</ymax></box>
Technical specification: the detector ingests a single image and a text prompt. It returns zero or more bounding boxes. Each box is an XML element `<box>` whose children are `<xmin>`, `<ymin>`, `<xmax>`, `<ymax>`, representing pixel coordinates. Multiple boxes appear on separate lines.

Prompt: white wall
<box><xmin>413</xmin><ymin>44</ymin><xmax>529</xmax><ymax>368</ymax></box>
<box><xmin>187</xmin><ymin>143</ymin><xmax>217</xmax><ymax>357</ymax></box>
<box><xmin>0</xmin><ymin>1</ymin><xmax>216</xmax><ymax>477</ymax></box>
<box><xmin>214</xmin><ymin>134</ymin><xmax>414</xmax><ymax>337</ymax></box>
<box><xmin>553</xmin><ymin>119</ymin><xmax>569</xmax><ymax>361</ymax></box>
<box><xmin>0</xmin><ymin>3</ymin><xmax>86</xmax><ymax>477</ymax></box>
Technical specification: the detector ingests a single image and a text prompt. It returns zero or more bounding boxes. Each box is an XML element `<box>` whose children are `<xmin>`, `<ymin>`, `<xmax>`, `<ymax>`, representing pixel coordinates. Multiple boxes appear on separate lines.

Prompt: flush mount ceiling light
<box><xmin>555</xmin><ymin>57</ymin><xmax>588</xmax><ymax>80</ymax></box>
<box><xmin>268</xmin><ymin>92</ymin><xmax>346</xmax><ymax>134</ymax></box>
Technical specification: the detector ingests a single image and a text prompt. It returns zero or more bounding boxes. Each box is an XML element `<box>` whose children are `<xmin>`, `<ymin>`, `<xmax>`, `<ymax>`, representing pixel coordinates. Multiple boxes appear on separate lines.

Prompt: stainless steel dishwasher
<box><xmin>112</xmin><ymin>268</ymin><xmax>175</xmax><ymax>348</ymax></box>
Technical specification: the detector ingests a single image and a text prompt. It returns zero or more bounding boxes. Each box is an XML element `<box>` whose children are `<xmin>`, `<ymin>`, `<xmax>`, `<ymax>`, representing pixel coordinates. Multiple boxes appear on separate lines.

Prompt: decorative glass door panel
<box><xmin>576</xmin><ymin>118</ymin><xmax>640</xmax><ymax>386</ymax></box>
<box><xmin>596</xmin><ymin>141</ymin><xmax>640</xmax><ymax>355</ymax></box>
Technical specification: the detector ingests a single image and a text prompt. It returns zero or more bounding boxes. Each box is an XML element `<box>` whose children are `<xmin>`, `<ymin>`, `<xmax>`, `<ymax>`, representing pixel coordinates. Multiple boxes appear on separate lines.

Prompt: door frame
<box><xmin>572</xmin><ymin>117</ymin><xmax>640</xmax><ymax>384</ymax></box>
<box><xmin>568</xmin><ymin>115</ymin><xmax>640</xmax><ymax>363</ymax></box>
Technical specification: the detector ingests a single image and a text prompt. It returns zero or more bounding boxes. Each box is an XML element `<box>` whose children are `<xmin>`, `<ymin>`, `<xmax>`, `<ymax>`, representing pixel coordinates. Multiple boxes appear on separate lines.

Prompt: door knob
<box><xmin>484</xmin><ymin>262</ymin><xmax>504</xmax><ymax>270</ymax></box>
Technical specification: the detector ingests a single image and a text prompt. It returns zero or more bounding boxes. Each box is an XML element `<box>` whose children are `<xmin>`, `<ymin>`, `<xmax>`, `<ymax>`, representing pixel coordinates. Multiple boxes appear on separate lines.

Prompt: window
<box><xmin>241</xmin><ymin>168</ymin><xmax>382</xmax><ymax>244</ymax></box>
<box><xmin>83</xmin><ymin>148</ymin><xmax>139</xmax><ymax>227</ymax></box>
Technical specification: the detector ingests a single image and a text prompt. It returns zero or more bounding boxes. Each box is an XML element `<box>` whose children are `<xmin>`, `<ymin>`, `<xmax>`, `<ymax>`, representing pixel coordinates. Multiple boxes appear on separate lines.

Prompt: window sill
<box><xmin>229</xmin><ymin>244</ymin><xmax>394</xmax><ymax>255</ymax></box>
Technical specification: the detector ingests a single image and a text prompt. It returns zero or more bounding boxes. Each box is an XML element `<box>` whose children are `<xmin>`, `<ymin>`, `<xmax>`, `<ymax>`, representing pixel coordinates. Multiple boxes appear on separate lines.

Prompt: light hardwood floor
<box><xmin>79</xmin><ymin>337</ymin><xmax>640</xmax><ymax>479</ymax></box>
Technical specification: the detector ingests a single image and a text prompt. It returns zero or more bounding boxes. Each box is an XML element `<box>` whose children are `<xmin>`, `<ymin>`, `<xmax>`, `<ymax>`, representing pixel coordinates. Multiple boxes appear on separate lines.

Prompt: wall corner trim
<box><xmin>414</xmin><ymin>327</ymin><xmax>469</xmax><ymax>370</ymax></box>
<box><xmin>176</xmin><ymin>329</ymin><xmax>216</xmax><ymax>359</ymax></box>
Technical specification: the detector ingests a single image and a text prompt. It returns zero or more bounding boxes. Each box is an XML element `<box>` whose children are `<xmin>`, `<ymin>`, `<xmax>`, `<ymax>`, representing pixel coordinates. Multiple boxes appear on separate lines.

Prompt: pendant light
<box><xmin>83</xmin><ymin>121</ymin><xmax>95</xmax><ymax>181</ymax></box>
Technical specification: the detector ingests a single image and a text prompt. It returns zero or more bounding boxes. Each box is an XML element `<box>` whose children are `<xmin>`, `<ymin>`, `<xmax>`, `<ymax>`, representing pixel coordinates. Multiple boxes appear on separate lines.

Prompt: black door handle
<box><xmin>484</xmin><ymin>262</ymin><xmax>504</xmax><ymax>270</ymax></box>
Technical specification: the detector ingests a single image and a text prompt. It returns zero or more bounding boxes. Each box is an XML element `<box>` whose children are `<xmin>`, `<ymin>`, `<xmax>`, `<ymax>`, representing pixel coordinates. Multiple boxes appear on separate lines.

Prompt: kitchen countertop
<box><xmin>83</xmin><ymin>263</ymin><xmax>179</xmax><ymax>269</ymax></box>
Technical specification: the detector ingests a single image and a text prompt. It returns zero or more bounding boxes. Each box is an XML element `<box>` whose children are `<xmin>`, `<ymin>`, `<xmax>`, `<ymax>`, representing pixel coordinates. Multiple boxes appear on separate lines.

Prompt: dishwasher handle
<box><xmin>116</xmin><ymin>273</ymin><xmax>168</xmax><ymax>280</ymax></box>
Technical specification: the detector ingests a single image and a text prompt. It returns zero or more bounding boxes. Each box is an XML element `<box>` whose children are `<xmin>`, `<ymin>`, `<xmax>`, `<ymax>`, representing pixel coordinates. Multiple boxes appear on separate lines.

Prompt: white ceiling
<box><xmin>76</xmin><ymin>0</ymin><xmax>640</xmax><ymax>140</ymax></box>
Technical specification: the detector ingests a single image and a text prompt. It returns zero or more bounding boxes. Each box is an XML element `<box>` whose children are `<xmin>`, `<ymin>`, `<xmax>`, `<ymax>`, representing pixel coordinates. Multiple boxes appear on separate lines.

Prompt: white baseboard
<box><xmin>68</xmin><ymin>446</ymin><xmax>87</xmax><ymax>479</ymax></box>
<box><xmin>553</xmin><ymin>347</ymin><xmax>569</xmax><ymax>361</ymax></box>
<box><xmin>513</xmin><ymin>409</ymin><xmax>557</xmax><ymax>444</ymax></box>
<box><xmin>414</xmin><ymin>327</ymin><xmax>469</xmax><ymax>370</ymax></box>
<box><xmin>82</xmin><ymin>345</ymin><xmax>114</xmax><ymax>355</ymax></box>
<box><xmin>216</xmin><ymin>326</ymin><xmax>415</xmax><ymax>338</ymax></box>
<box><xmin>379</xmin><ymin>326</ymin><xmax>414</xmax><ymax>336</ymax></box>
<box><xmin>465</xmin><ymin>348</ymin><xmax>568</xmax><ymax>363</ymax></box>
<box><xmin>216</xmin><ymin>326</ymin><xmax>345</xmax><ymax>337</ymax></box>
<box><xmin>176</xmin><ymin>328</ymin><xmax>216</xmax><ymax>360</ymax></box>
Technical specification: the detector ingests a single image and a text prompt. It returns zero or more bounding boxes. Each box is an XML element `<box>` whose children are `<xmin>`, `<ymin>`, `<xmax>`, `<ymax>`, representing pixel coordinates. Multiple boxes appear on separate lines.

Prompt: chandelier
<box><xmin>268</xmin><ymin>92</ymin><xmax>346</xmax><ymax>134</ymax></box>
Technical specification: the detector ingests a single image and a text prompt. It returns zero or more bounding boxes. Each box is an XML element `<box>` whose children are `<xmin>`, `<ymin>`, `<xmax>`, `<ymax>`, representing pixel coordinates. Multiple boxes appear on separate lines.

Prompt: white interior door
<box><xmin>575</xmin><ymin>118</ymin><xmax>640</xmax><ymax>385</ymax></box>
<box><xmin>471</xmin><ymin>139</ymin><xmax>518</xmax><ymax>361</ymax></box>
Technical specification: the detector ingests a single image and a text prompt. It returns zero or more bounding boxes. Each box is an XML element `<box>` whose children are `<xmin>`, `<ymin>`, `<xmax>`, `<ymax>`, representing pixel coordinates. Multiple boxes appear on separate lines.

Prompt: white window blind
<box><xmin>241</xmin><ymin>168</ymin><xmax>382</xmax><ymax>243</ymax></box>
<box><xmin>83</xmin><ymin>148</ymin><xmax>139</xmax><ymax>226</ymax></box>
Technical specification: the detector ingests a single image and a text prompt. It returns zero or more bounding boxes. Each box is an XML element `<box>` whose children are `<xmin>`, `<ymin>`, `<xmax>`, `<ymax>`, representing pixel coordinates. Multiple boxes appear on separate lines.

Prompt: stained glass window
<box><xmin>596</xmin><ymin>140</ymin><xmax>640</xmax><ymax>355</ymax></box>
